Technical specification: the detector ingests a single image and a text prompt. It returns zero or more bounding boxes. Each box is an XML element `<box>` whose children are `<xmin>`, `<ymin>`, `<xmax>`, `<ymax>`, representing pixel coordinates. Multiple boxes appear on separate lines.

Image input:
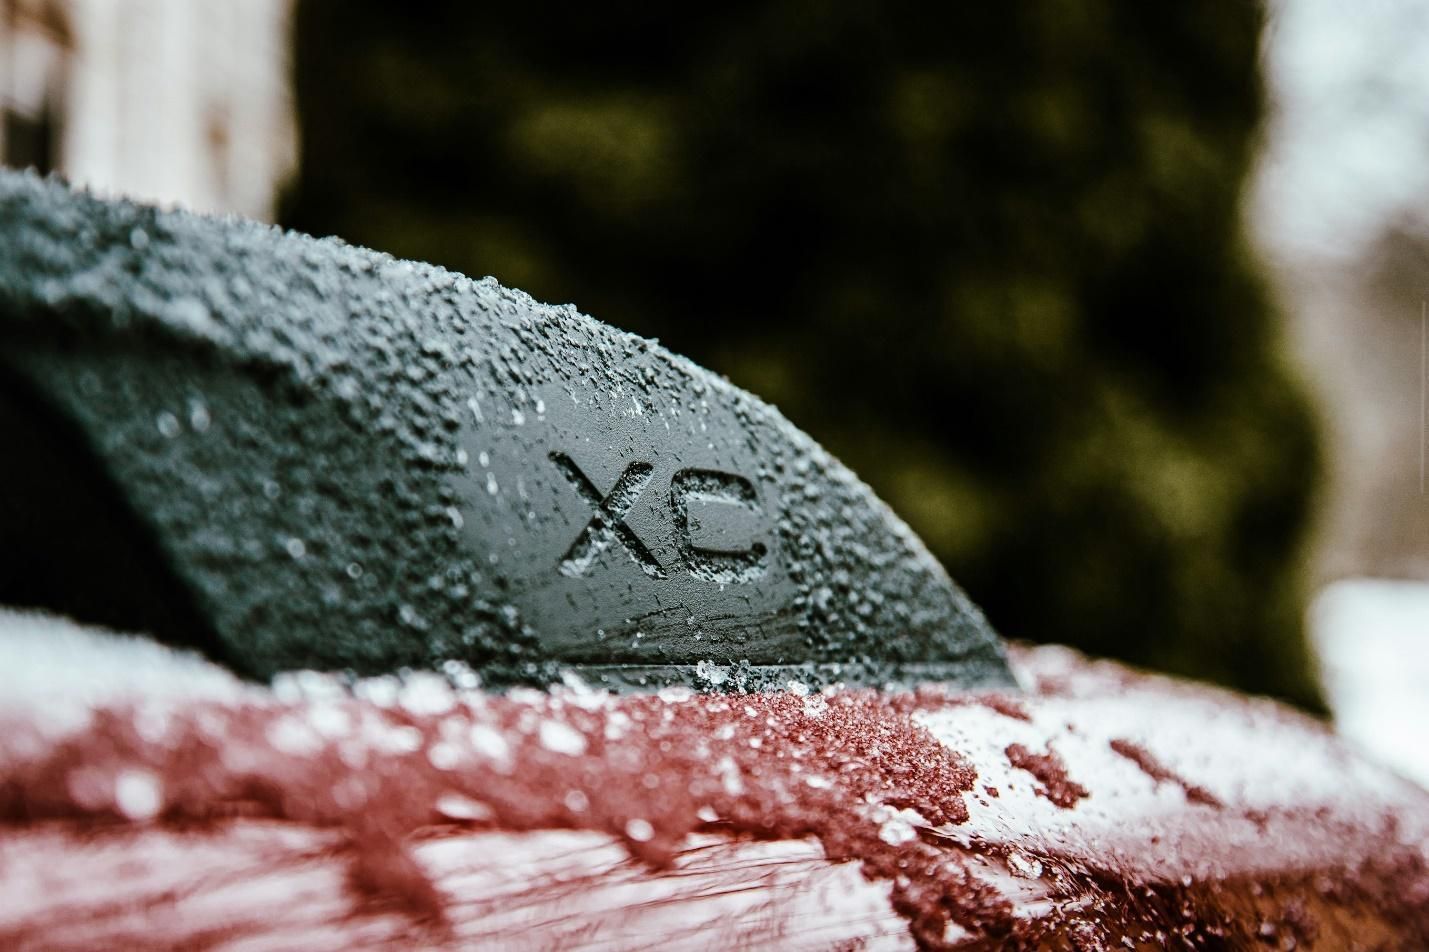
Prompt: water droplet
<box><xmin>511</xmin><ymin>408</ymin><xmax>526</xmax><ymax>425</ymax></box>
<box><xmin>188</xmin><ymin>400</ymin><xmax>211</xmax><ymax>433</ymax></box>
<box><xmin>285</xmin><ymin>537</ymin><xmax>307</xmax><ymax>560</ymax></box>
<box><xmin>564</xmin><ymin>789</ymin><xmax>589</xmax><ymax>812</ymax></box>
<box><xmin>114</xmin><ymin>769</ymin><xmax>162</xmax><ymax>820</ymax></box>
<box><xmin>398</xmin><ymin>672</ymin><xmax>455</xmax><ymax>715</ymax></box>
<box><xmin>715</xmin><ymin>756</ymin><xmax>744</xmax><ymax>795</ymax></box>
<box><xmin>538</xmin><ymin>719</ymin><xmax>587</xmax><ymax>756</ymax></box>
<box><xmin>441</xmin><ymin>659</ymin><xmax>481</xmax><ymax>691</ymax></box>
<box><xmin>427</xmin><ymin>742</ymin><xmax>460</xmax><ymax>770</ymax></box>
<box><xmin>129</xmin><ymin>227</ymin><xmax>149</xmax><ymax>250</ymax></box>
<box><xmin>478</xmin><ymin>451</ymin><xmax>490</xmax><ymax>467</ymax></box>
<box><xmin>625</xmin><ymin>818</ymin><xmax>655</xmax><ymax>842</ymax></box>
<box><xmin>345</xmin><ymin>561</ymin><xmax>364</xmax><ymax>579</ymax></box>
<box><xmin>560</xmin><ymin>670</ymin><xmax>593</xmax><ymax>694</ymax></box>
<box><xmin>354</xmin><ymin>675</ymin><xmax>399</xmax><ymax>708</ymax></box>
<box><xmin>469</xmin><ymin>723</ymin><xmax>512</xmax><ymax>770</ymax></box>
<box><xmin>155</xmin><ymin>412</ymin><xmax>180</xmax><ymax>439</ymax></box>
<box><xmin>266</xmin><ymin>716</ymin><xmax>323</xmax><ymax>756</ymax></box>
<box><xmin>485</xmin><ymin>473</ymin><xmax>499</xmax><ymax>495</ymax></box>
<box><xmin>435</xmin><ymin>793</ymin><xmax>493</xmax><ymax>821</ymax></box>
<box><xmin>168</xmin><ymin>297</ymin><xmax>215</xmax><ymax>336</ymax></box>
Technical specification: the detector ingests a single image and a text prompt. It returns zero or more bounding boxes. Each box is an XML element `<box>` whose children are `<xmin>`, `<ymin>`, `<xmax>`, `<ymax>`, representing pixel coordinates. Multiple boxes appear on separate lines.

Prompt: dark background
<box><xmin>282</xmin><ymin>1</ymin><xmax>1323</xmax><ymax>709</ymax></box>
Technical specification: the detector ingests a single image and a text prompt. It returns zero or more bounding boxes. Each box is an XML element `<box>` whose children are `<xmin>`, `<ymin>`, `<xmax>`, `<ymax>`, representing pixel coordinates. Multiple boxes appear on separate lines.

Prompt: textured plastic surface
<box><xmin>0</xmin><ymin>171</ymin><xmax>1010</xmax><ymax>690</ymax></box>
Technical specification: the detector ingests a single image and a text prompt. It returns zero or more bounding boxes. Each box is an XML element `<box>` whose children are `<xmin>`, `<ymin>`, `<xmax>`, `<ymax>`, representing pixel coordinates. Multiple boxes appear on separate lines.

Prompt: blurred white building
<box><xmin>0</xmin><ymin>0</ymin><xmax>295</xmax><ymax>220</ymax></box>
<box><xmin>1255</xmin><ymin>0</ymin><xmax>1429</xmax><ymax>785</ymax></box>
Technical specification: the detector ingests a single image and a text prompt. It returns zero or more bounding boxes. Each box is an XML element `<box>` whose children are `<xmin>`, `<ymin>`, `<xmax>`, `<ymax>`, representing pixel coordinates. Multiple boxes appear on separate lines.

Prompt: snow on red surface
<box><xmin>1</xmin><ymin>611</ymin><xmax>1428</xmax><ymax>949</ymax></box>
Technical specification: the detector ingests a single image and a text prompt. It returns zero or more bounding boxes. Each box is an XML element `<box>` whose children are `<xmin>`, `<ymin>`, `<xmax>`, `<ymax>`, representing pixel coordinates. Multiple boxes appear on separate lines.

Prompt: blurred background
<box><xmin>3</xmin><ymin>0</ymin><xmax>1426</xmax><ymax>775</ymax></box>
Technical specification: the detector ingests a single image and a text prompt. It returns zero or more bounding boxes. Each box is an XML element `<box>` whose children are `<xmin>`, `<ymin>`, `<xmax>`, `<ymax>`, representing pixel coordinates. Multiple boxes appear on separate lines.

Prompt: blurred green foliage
<box><xmin>284</xmin><ymin>1</ymin><xmax>1323</xmax><ymax>708</ymax></box>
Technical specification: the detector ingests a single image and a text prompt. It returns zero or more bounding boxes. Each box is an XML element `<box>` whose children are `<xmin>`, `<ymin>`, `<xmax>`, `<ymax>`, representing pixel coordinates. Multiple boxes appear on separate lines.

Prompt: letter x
<box><xmin>550</xmin><ymin>452</ymin><xmax>665</xmax><ymax>579</ymax></box>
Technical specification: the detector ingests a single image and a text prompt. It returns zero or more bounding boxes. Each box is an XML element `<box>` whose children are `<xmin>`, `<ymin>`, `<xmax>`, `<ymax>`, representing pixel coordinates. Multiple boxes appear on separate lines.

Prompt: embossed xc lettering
<box><xmin>670</xmin><ymin>468</ymin><xmax>769</xmax><ymax>584</ymax></box>
<box><xmin>550</xmin><ymin>452</ymin><xmax>665</xmax><ymax>579</ymax></box>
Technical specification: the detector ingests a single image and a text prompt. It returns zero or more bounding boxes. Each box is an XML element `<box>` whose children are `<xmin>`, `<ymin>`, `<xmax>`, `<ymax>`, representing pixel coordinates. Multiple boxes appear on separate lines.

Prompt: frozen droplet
<box><xmin>262</xmin><ymin>479</ymin><xmax>281</xmax><ymax>500</ymax></box>
<box><xmin>114</xmin><ymin>769</ymin><xmax>162</xmax><ymax>821</ymax></box>
<box><xmin>469</xmin><ymin>724</ymin><xmax>513</xmax><ymax>770</ymax></box>
<box><xmin>427</xmin><ymin>742</ymin><xmax>460</xmax><ymax>770</ymax></box>
<box><xmin>436</xmin><ymin>793</ymin><xmax>494</xmax><ymax>822</ymax></box>
<box><xmin>374</xmin><ymin>724</ymin><xmax>422</xmax><ymax>755</ymax></box>
<box><xmin>564</xmin><ymin>789</ymin><xmax>589</xmax><ymax>812</ymax></box>
<box><xmin>129</xmin><ymin>227</ymin><xmax>149</xmax><ymax>250</ymax></box>
<box><xmin>876</xmin><ymin>808</ymin><xmax>926</xmax><ymax>846</ymax></box>
<box><xmin>188</xmin><ymin>400</ymin><xmax>211</xmax><ymax>433</ymax></box>
<box><xmin>511</xmin><ymin>408</ymin><xmax>526</xmax><ymax>425</ymax></box>
<box><xmin>398</xmin><ymin>672</ymin><xmax>455</xmax><ymax>715</ymax></box>
<box><xmin>786</xmin><ymin>680</ymin><xmax>810</xmax><ymax>697</ymax></box>
<box><xmin>560</xmin><ymin>670</ymin><xmax>593</xmax><ymax>694</ymax></box>
<box><xmin>715</xmin><ymin>755</ymin><xmax>744</xmax><ymax>795</ymax></box>
<box><xmin>446</xmin><ymin>506</ymin><xmax>465</xmax><ymax>529</ymax></box>
<box><xmin>441</xmin><ymin>659</ymin><xmax>481</xmax><ymax>691</ymax></box>
<box><xmin>477</xmin><ymin>450</ymin><xmax>490</xmax><ymax>467</ymax></box>
<box><xmin>308</xmin><ymin>703</ymin><xmax>350</xmax><ymax>738</ymax></box>
<box><xmin>538</xmin><ymin>719</ymin><xmax>587</xmax><ymax>756</ymax></box>
<box><xmin>1007</xmin><ymin>850</ymin><xmax>1044</xmax><ymax>879</ymax></box>
<box><xmin>486</xmin><ymin>473</ymin><xmax>499</xmax><ymax>495</ymax></box>
<box><xmin>266</xmin><ymin>716</ymin><xmax>323</xmax><ymax>756</ymax></box>
<box><xmin>456</xmin><ymin>448</ymin><xmax>469</xmax><ymax>466</ymax></box>
<box><xmin>805</xmin><ymin>774</ymin><xmax>833</xmax><ymax>789</ymax></box>
<box><xmin>878</xmin><ymin>817</ymin><xmax>917</xmax><ymax>846</ymax></box>
<box><xmin>156</xmin><ymin>412</ymin><xmax>180</xmax><ymax>439</ymax></box>
<box><xmin>354</xmin><ymin>674</ymin><xmax>399</xmax><ymax>707</ymax></box>
<box><xmin>694</xmin><ymin>660</ymin><xmax>729</xmax><ymax>687</ymax></box>
<box><xmin>168</xmin><ymin>297</ymin><xmax>216</xmax><ymax>336</ymax></box>
<box><xmin>625</xmin><ymin>818</ymin><xmax>655</xmax><ymax>842</ymax></box>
